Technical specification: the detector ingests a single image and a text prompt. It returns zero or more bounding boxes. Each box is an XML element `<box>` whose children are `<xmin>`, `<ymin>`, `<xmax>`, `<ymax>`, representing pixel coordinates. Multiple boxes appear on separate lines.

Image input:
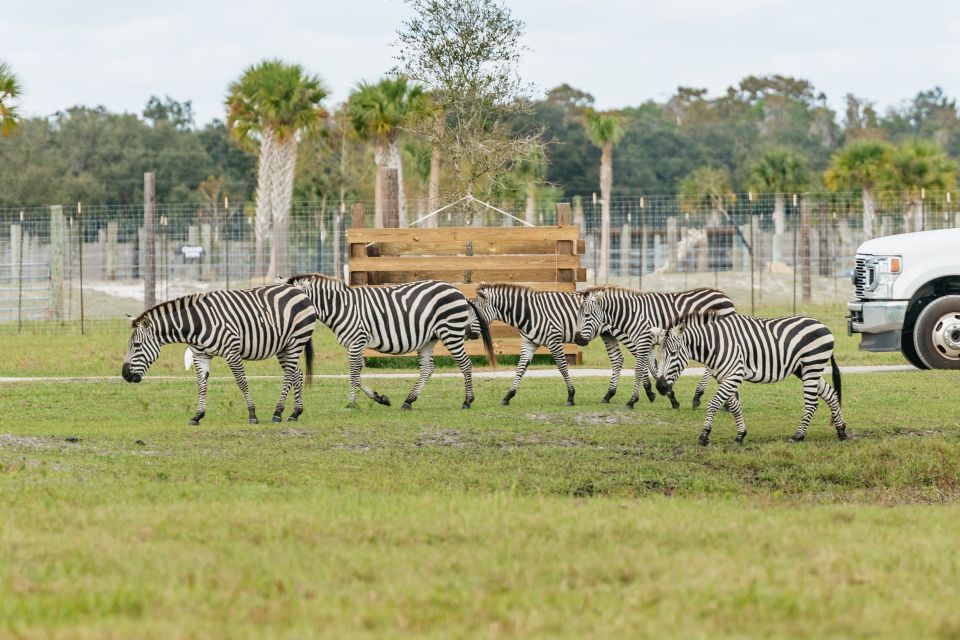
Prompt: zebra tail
<box><xmin>830</xmin><ymin>354</ymin><xmax>841</xmax><ymax>406</ymax></box>
<box><xmin>304</xmin><ymin>338</ymin><xmax>315</xmax><ymax>388</ymax></box>
<box><xmin>466</xmin><ymin>299</ymin><xmax>498</xmax><ymax>370</ymax></box>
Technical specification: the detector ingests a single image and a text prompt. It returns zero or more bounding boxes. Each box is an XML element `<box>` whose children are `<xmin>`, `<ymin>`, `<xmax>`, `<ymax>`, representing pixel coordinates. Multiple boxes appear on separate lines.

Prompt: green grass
<box><xmin>2</xmin><ymin>369</ymin><xmax>960</xmax><ymax>637</ymax></box>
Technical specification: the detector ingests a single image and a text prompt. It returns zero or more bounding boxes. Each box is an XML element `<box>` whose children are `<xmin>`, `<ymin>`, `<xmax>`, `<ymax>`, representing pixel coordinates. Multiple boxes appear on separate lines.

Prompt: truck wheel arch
<box><xmin>902</xmin><ymin>276</ymin><xmax>960</xmax><ymax>369</ymax></box>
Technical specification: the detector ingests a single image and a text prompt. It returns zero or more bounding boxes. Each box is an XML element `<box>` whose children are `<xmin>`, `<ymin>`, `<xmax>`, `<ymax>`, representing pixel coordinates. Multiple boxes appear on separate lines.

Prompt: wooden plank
<box><xmin>350</xmin><ymin>254</ymin><xmax>581</xmax><ymax>272</ymax></box>
<box><xmin>377</xmin><ymin>240</ymin><xmax>581</xmax><ymax>256</ymax></box>
<box><xmin>347</xmin><ymin>226</ymin><xmax>580</xmax><ymax>244</ymax></box>
<box><xmin>365</xmin><ymin>268</ymin><xmax>586</xmax><ymax>284</ymax></box>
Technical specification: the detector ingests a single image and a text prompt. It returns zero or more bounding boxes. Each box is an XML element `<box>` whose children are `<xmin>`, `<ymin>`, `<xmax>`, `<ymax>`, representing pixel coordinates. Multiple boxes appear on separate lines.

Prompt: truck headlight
<box><xmin>864</xmin><ymin>255</ymin><xmax>902</xmax><ymax>298</ymax></box>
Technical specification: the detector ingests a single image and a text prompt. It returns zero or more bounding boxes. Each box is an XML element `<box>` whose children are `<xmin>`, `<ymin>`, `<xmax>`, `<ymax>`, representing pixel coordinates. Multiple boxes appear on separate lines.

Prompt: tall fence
<box><xmin>1</xmin><ymin>191</ymin><xmax>957</xmax><ymax>333</ymax></box>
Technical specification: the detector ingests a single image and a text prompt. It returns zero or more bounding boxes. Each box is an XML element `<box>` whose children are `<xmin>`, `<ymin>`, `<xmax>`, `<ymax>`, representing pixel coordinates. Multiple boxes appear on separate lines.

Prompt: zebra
<box><xmin>574</xmin><ymin>286</ymin><xmax>736</xmax><ymax>409</ymax></box>
<box><xmin>121</xmin><ymin>284</ymin><xmax>317</xmax><ymax>425</ymax></box>
<box><xmin>287</xmin><ymin>274</ymin><xmax>496</xmax><ymax>409</ymax></box>
<box><xmin>653</xmin><ymin>312</ymin><xmax>848</xmax><ymax>445</ymax></box>
<box><xmin>473</xmin><ymin>282</ymin><xmax>624</xmax><ymax>406</ymax></box>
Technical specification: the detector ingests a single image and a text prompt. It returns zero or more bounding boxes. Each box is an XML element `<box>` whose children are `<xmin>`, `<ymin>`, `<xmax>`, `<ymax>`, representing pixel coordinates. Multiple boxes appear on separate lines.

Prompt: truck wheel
<box><xmin>912</xmin><ymin>295</ymin><xmax>960</xmax><ymax>369</ymax></box>
<box><xmin>901</xmin><ymin>330</ymin><xmax>929</xmax><ymax>370</ymax></box>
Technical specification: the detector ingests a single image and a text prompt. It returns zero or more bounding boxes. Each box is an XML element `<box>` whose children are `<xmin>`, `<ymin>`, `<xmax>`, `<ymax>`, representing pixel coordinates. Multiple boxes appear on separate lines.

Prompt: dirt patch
<box><xmin>0</xmin><ymin>434</ymin><xmax>57</xmax><ymax>450</ymax></box>
<box><xmin>524</xmin><ymin>411</ymin><xmax>649</xmax><ymax>427</ymax></box>
<box><xmin>415</xmin><ymin>430</ymin><xmax>467</xmax><ymax>448</ymax></box>
<box><xmin>512</xmin><ymin>433</ymin><xmax>589</xmax><ymax>448</ymax></box>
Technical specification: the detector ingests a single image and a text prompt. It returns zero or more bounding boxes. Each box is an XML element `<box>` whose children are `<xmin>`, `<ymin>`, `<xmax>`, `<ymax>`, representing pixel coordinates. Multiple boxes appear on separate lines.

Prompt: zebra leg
<box><xmin>347</xmin><ymin>343</ymin><xmax>389</xmax><ymax>407</ymax></box>
<box><xmin>272</xmin><ymin>349</ymin><xmax>300</xmax><ymax>422</ymax></box>
<box><xmin>699</xmin><ymin>377</ymin><xmax>741</xmax><ymax>446</ymax></box>
<box><xmin>189</xmin><ymin>352</ymin><xmax>212</xmax><ymax>426</ymax></box>
<box><xmin>790</xmin><ymin>374</ymin><xmax>822</xmax><ymax>442</ymax></box>
<box><xmin>600</xmin><ymin>332</ymin><xmax>622</xmax><ymax>403</ymax></box>
<box><xmin>288</xmin><ymin>367</ymin><xmax>305</xmax><ymax>422</ymax></box>
<box><xmin>546</xmin><ymin>340</ymin><xmax>576</xmax><ymax>406</ymax></box>
<box><xmin>818</xmin><ymin>378</ymin><xmax>848</xmax><ymax>441</ymax></box>
<box><xmin>402</xmin><ymin>341</ymin><xmax>437</xmax><ymax>409</ymax></box>
<box><xmin>726</xmin><ymin>393</ymin><xmax>749</xmax><ymax>444</ymax></box>
<box><xmin>441</xmin><ymin>334</ymin><xmax>475</xmax><ymax>409</ymax></box>
<box><xmin>627</xmin><ymin>341</ymin><xmax>656</xmax><ymax>408</ymax></box>
<box><xmin>502</xmin><ymin>336</ymin><xmax>536</xmax><ymax>406</ymax></box>
<box><xmin>692</xmin><ymin>370</ymin><xmax>710</xmax><ymax>409</ymax></box>
<box><xmin>225</xmin><ymin>352</ymin><xmax>258</xmax><ymax>424</ymax></box>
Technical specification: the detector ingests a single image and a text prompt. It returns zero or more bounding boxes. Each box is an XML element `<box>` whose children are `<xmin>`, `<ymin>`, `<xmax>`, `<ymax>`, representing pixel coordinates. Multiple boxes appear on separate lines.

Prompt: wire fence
<box><xmin>1</xmin><ymin>191</ymin><xmax>956</xmax><ymax>333</ymax></box>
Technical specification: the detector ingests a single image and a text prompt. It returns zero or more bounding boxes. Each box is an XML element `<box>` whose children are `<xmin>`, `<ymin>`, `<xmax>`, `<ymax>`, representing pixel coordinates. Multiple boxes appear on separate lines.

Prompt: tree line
<box><xmin>1</xmin><ymin>0</ymin><xmax>958</xmax><ymax>277</ymax></box>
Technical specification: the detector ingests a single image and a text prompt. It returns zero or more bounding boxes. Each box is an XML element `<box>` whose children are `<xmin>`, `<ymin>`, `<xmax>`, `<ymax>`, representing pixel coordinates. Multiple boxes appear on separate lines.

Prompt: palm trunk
<box><xmin>253</xmin><ymin>127</ymin><xmax>278</xmax><ymax>280</ymax></box>
<box><xmin>862</xmin><ymin>187</ymin><xmax>876</xmax><ymax>237</ymax></box>
<box><xmin>386</xmin><ymin>136</ymin><xmax>406</xmax><ymax>227</ymax></box>
<box><xmin>599</xmin><ymin>142</ymin><xmax>613</xmax><ymax>282</ymax></box>
<box><xmin>525</xmin><ymin>182</ymin><xmax>536</xmax><ymax>225</ymax></box>
<box><xmin>427</xmin><ymin>141</ymin><xmax>440</xmax><ymax>228</ymax></box>
<box><xmin>373</xmin><ymin>143</ymin><xmax>385</xmax><ymax>228</ymax></box>
<box><xmin>266</xmin><ymin>135</ymin><xmax>298</xmax><ymax>278</ymax></box>
<box><xmin>772</xmin><ymin>193</ymin><xmax>785</xmax><ymax>264</ymax></box>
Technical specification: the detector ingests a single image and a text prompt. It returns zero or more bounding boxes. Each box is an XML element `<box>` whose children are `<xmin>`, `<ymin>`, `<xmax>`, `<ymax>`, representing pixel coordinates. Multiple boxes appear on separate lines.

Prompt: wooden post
<box><xmin>555</xmin><ymin>202</ymin><xmax>571</xmax><ymax>227</ymax></box>
<box><xmin>143</xmin><ymin>172</ymin><xmax>156</xmax><ymax>308</ymax></box>
<box><xmin>555</xmin><ymin>203</ymin><xmax>575</xmax><ymax>283</ymax></box>
<box><xmin>380</xmin><ymin>167</ymin><xmax>399</xmax><ymax>228</ymax></box>
<box><xmin>333</xmin><ymin>207</ymin><xmax>343</xmax><ymax>279</ymax></box>
<box><xmin>349</xmin><ymin>203</ymin><xmax>368</xmax><ymax>285</ymax></box>
<box><xmin>665</xmin><ymin>217</ymin><xmax>678</xmax><ymax>271</ymax></box>
<box><xmin>49</xmin><ymin>205</ymin><xmax>66</xmax><ymax>322</ymax></box>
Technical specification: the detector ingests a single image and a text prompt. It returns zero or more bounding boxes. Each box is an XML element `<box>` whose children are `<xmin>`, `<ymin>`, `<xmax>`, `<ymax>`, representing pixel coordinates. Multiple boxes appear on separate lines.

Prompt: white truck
<box><xmin>848</xmin><ymin>228</ymin><xmax>960</xmax><ymax>369</ymax></box>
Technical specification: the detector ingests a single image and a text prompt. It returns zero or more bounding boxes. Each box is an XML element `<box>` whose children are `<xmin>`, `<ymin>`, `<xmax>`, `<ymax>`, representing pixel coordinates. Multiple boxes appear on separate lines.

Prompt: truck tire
<box><xmin>912</xmin><ymin>295</ymin><xmax>960</xmax><ymax>369</ymax></box>
<box><xmin>900</xmin><ymin>330</ymin><xmax>929</xmax><ymax>370</ymax></box>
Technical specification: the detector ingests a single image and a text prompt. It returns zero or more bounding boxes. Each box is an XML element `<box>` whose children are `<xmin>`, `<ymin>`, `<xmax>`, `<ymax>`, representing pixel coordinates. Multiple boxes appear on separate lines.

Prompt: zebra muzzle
<box><xmin>655</xmin><ymin>376</ymin><xmax>671</xmax><ymax>396</ymax></box>
<box><xmin>574</xmin><ymin>335</ymin><xmax>588</xmax><ymax>347</ymax></box>
<box><xmin>121</xmin><ymin>363</ymin><xmax>142</xmax><ymax>383</ymax></box>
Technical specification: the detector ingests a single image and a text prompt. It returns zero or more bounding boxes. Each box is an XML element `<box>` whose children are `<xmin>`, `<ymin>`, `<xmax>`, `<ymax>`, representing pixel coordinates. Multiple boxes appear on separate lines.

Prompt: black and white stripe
<box><xmin>473</xmin><ymin>283</ymin><xmax>624</xmax><ymax>406</ymax></box>
<box><xmin>654</xmin><ymin>313</ymin><xmax>848</xmax><ymax>445</ymax></box>
<box><xmin>121</xmin><ymin>284</ymin><xmax>317</xmax><ymax>425</ymax></box>
<box><xmin>288</xmin><ymin>275</ymin><xmax>495</xmax><ymax>409</ymax></box>
<box><xmin>574</xmin><ymin>286</ymin><xmax>736</xmax><ymax>409</ymax></box>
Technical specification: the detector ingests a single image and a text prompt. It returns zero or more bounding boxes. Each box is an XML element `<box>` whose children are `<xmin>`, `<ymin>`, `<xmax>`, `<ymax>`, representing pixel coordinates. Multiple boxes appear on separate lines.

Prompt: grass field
<box><xmin>1</xmin><ymin>304</ymin><xmax>957</xmax><ymax>637</ymax></box>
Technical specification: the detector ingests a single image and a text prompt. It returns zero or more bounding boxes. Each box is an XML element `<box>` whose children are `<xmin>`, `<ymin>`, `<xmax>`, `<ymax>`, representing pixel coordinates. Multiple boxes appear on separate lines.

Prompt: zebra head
<box><xmin>122</xmin><ymin>315</ymin><xmax>161</xmax><ymax>383</ymax></box>
<box><xmin>472</xmin><ymin>284</ymin><xmax>501</xmax><ymax>326</ymax></box>
<box><xmin>287</xmin><ymin>274</ymin><xmax>345</xmax><ymax>322</ymax></box>
<box><xmin>655</xmin><ymin>324</ymin><xmax>690</xmax><ymax>396</ymax></box>
<box><xmin>574</xmin><ymin>290</ymin><xmax>605</xmax><ymax>346</ymax></box>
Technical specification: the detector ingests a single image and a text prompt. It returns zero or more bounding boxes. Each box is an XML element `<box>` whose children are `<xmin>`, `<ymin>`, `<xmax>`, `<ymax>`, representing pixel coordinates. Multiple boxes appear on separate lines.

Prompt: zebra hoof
<box><xmin>374</xmin><ymin>394</ymin><xmax>391</xmax><ymax>407</ymax></box>
<box><xmin>566</xmin><ymin>400</ymin><xmax>575</xmax><ymax>407</ymax></box>
<box><xmin>500</xmin><ymin>398</ymin><xmax>511</xmax><ymax>406</ymax></box>
<box><xmin>692</xmin><ymin>400</ymin><xmax>701</xmax><ymax>410</ymax></box>
<box><xmin>272</xmin><ymin>415</ymin><xmax>282</xmax><ymax>423</ymax></box>
<box><xmin>837</xmin><ymin>429</ymin><xmax>848</xmax><ymax>441</ymax></box>
<box><xmin>461</xmin><ymin>402</ymin><xmax>472</xmax><ymax>409</ymax></box>
<box><xmin>698</xmin><ymin>433</ymin><xmax>710</xmax><ymax>446</ymax></box>
<box><xmin>600</xmin><ymin>398</ymin><xmax>610</xmax><ymax>404</ymax></box>
<box><xmin>789</xmin><ymin>434</ymin><xmax>805</xmax><ymax>443</ymax></box>
<box><xmin>670</xmin><ymin>401</ymin><xmax>680</xmax><ymax>410</ymax></box>
<box><xmin>625</xmin><ymin>399</ymin><xmax>637</xmax><ymax>410</ymax></box>
<box><xmin>646</xmin><ymin>394</ymin><xmax>656</xmax><ymax>403</ymax></box>
<box><xmin>287</xmin><ymin>415</ymin><xmax>298</xmax><ymax>422</ymax></box>
<box><xmin>249</xmin><ymin>417</ymin><xmax>259</xmax><ymax>424</ymax></box>
<box><xmin>188</xmin><ymin>419</ymin><xmax>200</xmax><ymax>426</ymax></box>
<box><xmin>735</xmin><ymin>434</ymin><xmax>746</xmax><ymax>445</ymax></box>
<box><xmin>401</xmin><ymin>402</ymin><xmax>413</xmax><ymax>410</ymax></box>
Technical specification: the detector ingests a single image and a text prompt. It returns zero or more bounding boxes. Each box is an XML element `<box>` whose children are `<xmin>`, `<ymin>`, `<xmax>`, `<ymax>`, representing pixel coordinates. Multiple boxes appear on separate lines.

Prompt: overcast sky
<box><xmin>4</xmin><ymin>0</ymin><xmax>960</xmax><ymax>125</ymax></box>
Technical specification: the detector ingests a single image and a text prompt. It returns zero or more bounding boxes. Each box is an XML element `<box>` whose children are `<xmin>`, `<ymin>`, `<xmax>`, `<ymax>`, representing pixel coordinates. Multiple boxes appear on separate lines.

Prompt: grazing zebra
<box><xmin>121</xmin><ymin>284</ymin><xmax>317</xmax><ymax>425</ymax></box>
<box><xmin>574</xmin><ymin>286</ymin><xmax>736</xmax><ymax>409</ymax></box>
<box><xmin>653</xmin><ymin>313</ymin><xmax>848</xmax><ymax>445</ymax></box>
<box><xmin>473</xmin><ymin>283</ymin><xmax>624</xmax><ymax>406</ymax></box>
<box><xmin>287</xmin><ymin>275</ymin><xmax>496</xmax><ymax>409</ymax></box>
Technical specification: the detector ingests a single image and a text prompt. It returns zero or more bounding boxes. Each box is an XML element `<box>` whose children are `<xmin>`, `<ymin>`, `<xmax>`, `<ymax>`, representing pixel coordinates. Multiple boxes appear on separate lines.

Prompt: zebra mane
<box><xmin>578</xmin><ymin>284</ymin><xmax>641</xmax><ymax>297</ymax></box>
<box><xmin>662</xmin><ymin>308</ymin><xmax>727</xmax><ymax>334</ymax></box>
<box><xmin>476</xmin><ymin>282</ymin><xmax>536</xmax><ymax>295</ymax></box>
<box><xmin>131</xmin><ymin>293</ymin><xmax>205</xmax><ymax>325</ymax></box>
<box><xmin>286</xmin><ymin>273</ymin><xmax>344</xmax><ymax>285</ymax></box>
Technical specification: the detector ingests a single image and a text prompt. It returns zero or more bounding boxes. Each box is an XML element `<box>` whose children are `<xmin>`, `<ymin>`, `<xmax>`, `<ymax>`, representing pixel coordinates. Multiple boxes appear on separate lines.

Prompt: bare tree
<box><xmin>395</xmin><ymin>0</ymin><xmax>543</xmax><ymax>217</ymax></box>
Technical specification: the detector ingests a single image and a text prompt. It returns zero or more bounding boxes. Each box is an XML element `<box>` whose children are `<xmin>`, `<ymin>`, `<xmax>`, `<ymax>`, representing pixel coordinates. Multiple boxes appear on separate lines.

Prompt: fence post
<box><xmin>665</xmin><ymin>216</ymin><xmax>678</xmax><ymax>272</ymax></box>
<box><xmin>50</xmin><ymin>205</ymin><xmax>66</xmax><ymax>322</ymax></box>
<box><xmin>800</xmin><ymin>196</ymin><xmax>811</xmax><ymax>303</ymax></box>
<box><xmin>105</xmin><ymin>221</ymin><xmax>118</xmax><ymax>280</ymax></box>
<box><xmin>620</xmin><ymin>219</ymin><xmax>631</xmax><ymax>278</ymax></box>
<box><xmin>380</xmin><ymin>168</ymin><xmax>399</xmax><ymax>228</ymax></box>
<box><xmin>144</xmin><ymin>172</ymin><xmax>156</xmax><ymax>308</ymax></box>
<box><xmin>555</xmin><ymin>202</ymin><xmax>571</xmax><ymax>226</ymax></box>
<box><xmin>555</xmin><ymin>203</ymin><xmax>575</xmax><ymax>283</ymax></box>
<box><xmin>350</xmin><ymin>203</ymin><xmax>367</xmax><ymax>285</ymax></box>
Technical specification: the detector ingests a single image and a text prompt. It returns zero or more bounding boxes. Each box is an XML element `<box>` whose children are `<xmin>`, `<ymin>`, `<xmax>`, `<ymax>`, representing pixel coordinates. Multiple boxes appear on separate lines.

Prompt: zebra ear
<box><xmin>140</xmin><ymin>316</ymin><xmax>152</xmax><ymax>329</ymax></box>
<box><xmin>649</xmin><ymin>326</ymin><xmax>665</xmax><ymax>341</ymax></box>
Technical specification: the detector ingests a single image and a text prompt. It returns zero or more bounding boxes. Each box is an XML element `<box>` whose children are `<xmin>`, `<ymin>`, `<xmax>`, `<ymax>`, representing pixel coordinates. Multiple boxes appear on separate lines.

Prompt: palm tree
<box><xmin>824</xmin><ymin>139</ymin><xmax>893</xmax><ymax>237</ymax></box>
<box><xmin>886</xmin><ymin>141</ymin><xmax>956</xmax><ymax>232</ymax></box>
<box><xmin>0</xmin><ymin>61</ymin><xmax>23</xmax><ymax>137</ymax></box>
<box><xmin>584</xmin><ymin>109</ymin><xmax>625</xmax><ymax>281</ymax></box>
<box><xmin>516</xmin><ymin>145</ymin><xmax>546</xmax><ymax>225</ymax></box>
<box><xmin>226</xmin><ymin>60</ymin><xmax>328</xmax><ymax>280</ymax></box>
<box><xmin>348</xmin><ymin>77</ymin><xmax>424</xmax><ymax>227</ymax></box>
<box><xmin>748</xmin><ymin>148</ymin><xmax>810</xmax><ymax>263</ymax></box>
